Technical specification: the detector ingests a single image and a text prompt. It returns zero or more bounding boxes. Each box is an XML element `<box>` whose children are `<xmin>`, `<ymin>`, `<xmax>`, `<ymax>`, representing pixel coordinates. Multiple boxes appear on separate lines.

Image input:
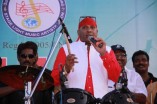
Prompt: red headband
<box><xmin>78</xmin><ymin>17</ymin><xmax>97</xmax><ymax>29</ymax></box>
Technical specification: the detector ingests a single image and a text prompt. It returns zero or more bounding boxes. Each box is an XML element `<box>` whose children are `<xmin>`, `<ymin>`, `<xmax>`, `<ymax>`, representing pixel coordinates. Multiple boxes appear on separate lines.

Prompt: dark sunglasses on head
<box><xmin>79</xmin><ymin>16</ymin><xmax>96</xmax><ymax>23</ymax></box>
<box><xmin>20</xmin><ymin>54</ymin><xmax>35</xmax><ymax>59</ymax></box>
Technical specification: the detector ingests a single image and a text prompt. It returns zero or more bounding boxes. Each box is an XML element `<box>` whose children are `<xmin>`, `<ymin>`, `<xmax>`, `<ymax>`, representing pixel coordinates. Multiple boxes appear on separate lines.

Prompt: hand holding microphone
<box><xmin>88</xmin><ymin>36</ymin><xmax>106</xmax><ymax>56</ymax></box>
<box><xmin>88</xmin><ymin>36</ymin><xmax>103</xmax><ymax>48</ymax></box>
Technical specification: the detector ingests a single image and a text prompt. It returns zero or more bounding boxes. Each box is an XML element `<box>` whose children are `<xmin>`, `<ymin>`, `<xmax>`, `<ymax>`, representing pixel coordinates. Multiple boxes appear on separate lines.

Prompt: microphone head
<box><xmin>88</xmin><ymin>36</ymin><xmax>103</xmax><ymax>48</ymax></box>
<box><xmin>59</xmin><ymin>17</ymin><xmax>62</xmax><ymax>22</ymax></box>
<box><xmin>88</xmin><ymin>36</ymin><xmax>93</xmax><ymax>40</ymax></box>
<box><xmin>88</xmin><ymin>36</ymin><xmax>97</xmax><ymax>44</ymax></box>
<box><xmin>115</xmin><ymin>83</ymin><xmax>122</xmax><ymax>90</ymax></box>
<box><xmin>59</xmin><ymin>18</ymin><xmax>63</xmax><ymax>25</ymax></box>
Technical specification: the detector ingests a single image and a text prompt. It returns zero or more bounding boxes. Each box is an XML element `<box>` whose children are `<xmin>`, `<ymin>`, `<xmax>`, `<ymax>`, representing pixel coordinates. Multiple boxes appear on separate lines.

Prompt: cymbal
<box><xmin>0</xmin><ymin>65</ymin><xmax>54</xmax><ymax>91</ymax></box>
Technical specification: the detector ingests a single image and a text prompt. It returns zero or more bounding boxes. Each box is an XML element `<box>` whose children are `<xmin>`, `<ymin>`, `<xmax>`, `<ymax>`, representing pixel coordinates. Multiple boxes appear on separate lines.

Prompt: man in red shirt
<box><xmin>51</xmin><ymin>16</ymin><xmax>121</xmax><ymax>99</ymax></box>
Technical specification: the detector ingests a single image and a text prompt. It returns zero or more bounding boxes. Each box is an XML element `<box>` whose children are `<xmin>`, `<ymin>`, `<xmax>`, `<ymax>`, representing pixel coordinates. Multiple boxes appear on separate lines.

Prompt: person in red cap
<box><xmin>51</xmin><ymin>16</ymin><xmax>121</xmax><ymax>101</ymax></box>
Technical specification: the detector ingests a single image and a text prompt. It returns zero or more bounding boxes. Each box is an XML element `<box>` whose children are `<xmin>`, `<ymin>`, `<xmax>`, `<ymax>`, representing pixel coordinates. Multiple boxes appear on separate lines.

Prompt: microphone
<box><xmin>115</xmin><ymin>73</ymin><xmax>123</xmax><ymax>90</ymax></box>
<box><xmin>59</xmin><ymin>18</ymin><xmax>72</xmax><ymax>43</ymax></box>
<box><xmin>88</xmin><ymin>36</ymin><xmax>103</xmax><ymax>48</ymax></box>
<box><xmin>59</xmin><ymin>64</ymin><xmax>68</xmax><ymax>90</ymax></box>
<box><xmin>116</xmin><ymin>68</ymin><xmax>128</xmax><ymax>91</ymax></box>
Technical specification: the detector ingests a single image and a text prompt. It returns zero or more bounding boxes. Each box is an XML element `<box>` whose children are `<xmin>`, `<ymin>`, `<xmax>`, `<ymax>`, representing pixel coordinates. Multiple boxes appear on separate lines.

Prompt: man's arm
<box><xmin>101</xmin><ymin>48</ymin><xmax>121</xmax><ymax>82</ymax></box>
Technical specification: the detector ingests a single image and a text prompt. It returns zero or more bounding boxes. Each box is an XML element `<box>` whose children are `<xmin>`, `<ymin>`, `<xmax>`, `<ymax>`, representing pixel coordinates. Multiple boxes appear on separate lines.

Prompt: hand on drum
<box><xmin>64</xmin><ymin>54</ymin><xmax>78</xmax><ymax>73</ymax></box>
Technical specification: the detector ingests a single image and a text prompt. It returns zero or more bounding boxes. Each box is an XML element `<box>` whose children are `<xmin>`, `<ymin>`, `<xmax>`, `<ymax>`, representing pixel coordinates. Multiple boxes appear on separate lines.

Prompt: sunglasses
<box><xmin>20</xmin><ymin>54</ymin><xmax>35</xmax><ymax>59</ymax></box>
<box><xmin>79</xmin><ymin>16</ymin><xmax>96</xmax><ymax>22</ymax></box>
<box><xmin>115</xmin><ymin>54</ymin><xmax>127</xmax><ymax>58</ymax></box>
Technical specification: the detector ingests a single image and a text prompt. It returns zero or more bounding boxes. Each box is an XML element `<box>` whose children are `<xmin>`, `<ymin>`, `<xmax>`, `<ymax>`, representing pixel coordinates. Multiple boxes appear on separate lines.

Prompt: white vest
<box><xmin>63</xmin><ymin>41</ymin><xmax>109</xmax><ymax>98</ymax></box>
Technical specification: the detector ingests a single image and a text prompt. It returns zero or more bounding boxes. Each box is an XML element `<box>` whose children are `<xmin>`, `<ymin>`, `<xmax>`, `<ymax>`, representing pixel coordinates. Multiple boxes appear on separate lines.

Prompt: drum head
<box><xmin>54</xmin><ymin>88</ymin><xmax>96</xmax><ymax>104</ymax></box>
<box><xmin>101</xmin><ymin>90</ymin><xmax>134</xmax><ymax>104</ymax></box>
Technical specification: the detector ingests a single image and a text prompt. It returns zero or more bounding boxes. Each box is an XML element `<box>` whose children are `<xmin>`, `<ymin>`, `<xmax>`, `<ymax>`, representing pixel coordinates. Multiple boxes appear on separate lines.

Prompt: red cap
<box><xmin>78</xmin><ymin>17</ymin><xmax>97</xmax><ymax>29</ymax></box>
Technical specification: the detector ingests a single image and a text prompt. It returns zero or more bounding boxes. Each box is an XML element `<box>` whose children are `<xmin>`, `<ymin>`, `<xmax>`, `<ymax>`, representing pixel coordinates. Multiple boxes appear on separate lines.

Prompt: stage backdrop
<box><xmin>0</xmin><ymin>0</ymin><xmax>157</xmax><ymax>77</ymax></box>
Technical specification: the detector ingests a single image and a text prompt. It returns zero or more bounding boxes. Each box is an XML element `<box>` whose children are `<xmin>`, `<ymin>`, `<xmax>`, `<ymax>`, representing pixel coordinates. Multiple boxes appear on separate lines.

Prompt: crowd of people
<box><xmin>0</xmin><ymin>16</ymin><xmax>157</xmax><ymax>104</ymax></box>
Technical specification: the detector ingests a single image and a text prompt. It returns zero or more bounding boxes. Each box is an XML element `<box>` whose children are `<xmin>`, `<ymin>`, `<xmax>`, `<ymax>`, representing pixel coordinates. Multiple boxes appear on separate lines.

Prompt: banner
<box><xmin>0</xmin><ymin>0</ymin><xmax>157</xmax><ymax>77</ymax></box>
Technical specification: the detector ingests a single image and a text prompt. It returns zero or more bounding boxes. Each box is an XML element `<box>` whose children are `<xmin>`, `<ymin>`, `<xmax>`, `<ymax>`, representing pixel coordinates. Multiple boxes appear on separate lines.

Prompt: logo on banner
<box><xmin>2</xmin><ymin>0</ymin><xmax>66</xmax><ymax>37</ymax></box>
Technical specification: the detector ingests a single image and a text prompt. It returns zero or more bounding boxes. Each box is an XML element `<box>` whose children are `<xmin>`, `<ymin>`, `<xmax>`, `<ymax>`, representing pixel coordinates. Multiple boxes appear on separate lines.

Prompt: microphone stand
<box><xmin>57</xmin><ymin>64</ymin><xmax>69</xmax><ymax>104</ymax></box>
<box><xmin>58</xmin><ymin>18</ymin><xmax>71</xmax><ymax>104</ymax></box>
<box><xmin>25</xmin><ymin>82</ymin><xmax>31</xmax><ymax>104</ymax></box>
<box><xmin>24</xmin><ymin>20</ymin><xmax>63</xmax><ymax>104</ymax></box>
<box><xmin>116</xmin><ymin>68</ymin><xmax>135</xmax><ymax>104</ymax></box>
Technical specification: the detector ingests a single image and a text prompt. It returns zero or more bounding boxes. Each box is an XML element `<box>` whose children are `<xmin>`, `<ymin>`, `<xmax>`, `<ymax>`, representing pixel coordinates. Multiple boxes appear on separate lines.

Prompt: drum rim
<box><xmin>55</xmin><ymin>88</ymin><xmax>96</xmax><ymax>99</ymax></box>
<box><xmin>54</xmin><ymin>88</ymin><xmax>96</xmax><ymax>103</ymax></box>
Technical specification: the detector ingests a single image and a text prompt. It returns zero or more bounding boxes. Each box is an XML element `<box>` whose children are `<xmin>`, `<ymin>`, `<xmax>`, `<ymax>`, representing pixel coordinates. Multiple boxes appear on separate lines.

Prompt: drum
<box><xmin>101</xmin><ymin>89</ymin><xmax>135</xmax><ymax>104</ymax></box>
<box><xmin>0</xmin><ymin>65</ymin><xmax>54</xmax><ymax>91</ymax></box>
<box><xmin>54</xmin><ymin>88</ymin><xmax>96</xmax><ymax>104</ymax></box>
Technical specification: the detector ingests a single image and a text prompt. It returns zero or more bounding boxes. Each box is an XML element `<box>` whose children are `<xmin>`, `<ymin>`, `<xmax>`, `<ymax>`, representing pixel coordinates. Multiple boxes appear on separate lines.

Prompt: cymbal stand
<box><xmin>25</xmin><ymin>82</ymin><xmax>31</xmax><ymax>104</ymax></box>
<box><xmin>24</xmin><ymin>31</ymin><xmax>63</xmax><ymax>104</ymax></box>
<box><xmin>24</xmin><ymin>66</ymin><xmax>31</xmax><ymax>104</ymax></box>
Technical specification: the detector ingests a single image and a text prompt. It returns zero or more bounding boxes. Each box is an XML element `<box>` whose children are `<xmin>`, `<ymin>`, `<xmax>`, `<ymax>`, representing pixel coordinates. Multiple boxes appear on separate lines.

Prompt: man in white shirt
<box><xmin>51</xmin><ymin>17</ymin><xmax>121</xmax><ymax>100</ymax></box>
<box><xmin>108</xmin><ymin>44</ymin><xmax>147</xmax><ymax>104</ymax></box>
